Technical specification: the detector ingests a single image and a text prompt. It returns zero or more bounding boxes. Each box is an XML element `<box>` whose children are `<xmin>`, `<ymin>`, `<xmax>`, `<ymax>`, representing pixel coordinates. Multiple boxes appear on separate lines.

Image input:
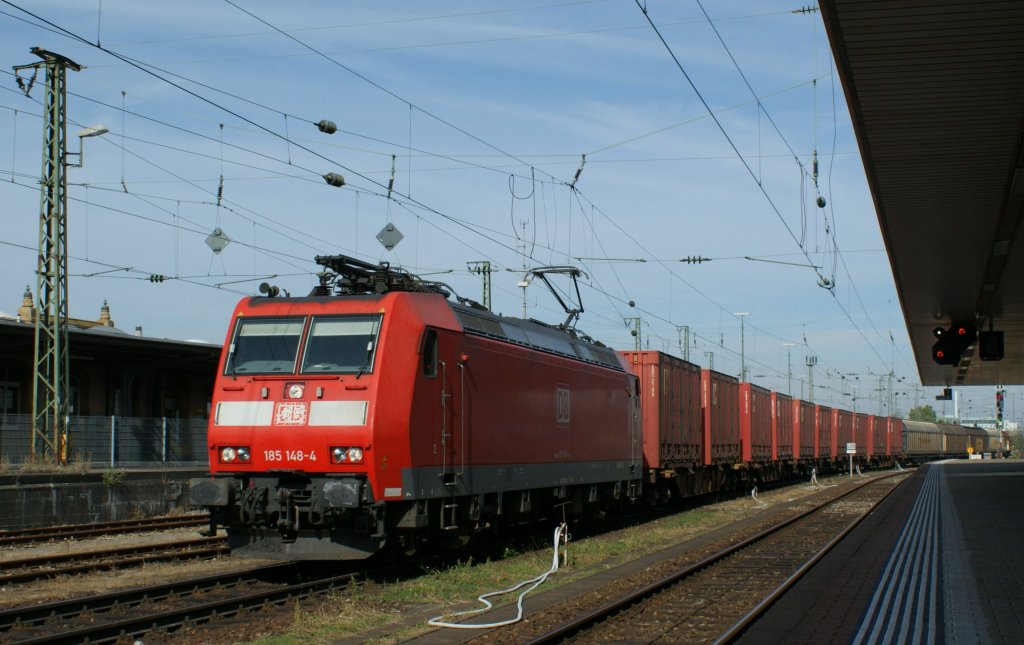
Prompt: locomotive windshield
<box><xmin>300</xmin><ymin>315</ymin><xmax>382</xmax><ymax>374</ymax></box>
<box><xmin>224</xmin><ymin>318</ymin><xmax>303</xmax><ymax>374</ymax></box>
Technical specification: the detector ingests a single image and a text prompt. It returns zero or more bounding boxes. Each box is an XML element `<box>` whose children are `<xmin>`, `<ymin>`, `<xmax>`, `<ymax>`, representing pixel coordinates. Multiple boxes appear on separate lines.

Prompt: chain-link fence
<box><xmin>0</xmin><ymin>414</ymin><xmax>208</xmax><ymax>468</ymax></box>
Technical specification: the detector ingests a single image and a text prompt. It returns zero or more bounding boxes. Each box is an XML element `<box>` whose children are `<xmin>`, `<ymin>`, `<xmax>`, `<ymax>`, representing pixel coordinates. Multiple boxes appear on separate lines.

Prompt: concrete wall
<box><xmin>0</xmin><ymin>469</ymin><xmax>206</xmax><ymax>529</ymax></box>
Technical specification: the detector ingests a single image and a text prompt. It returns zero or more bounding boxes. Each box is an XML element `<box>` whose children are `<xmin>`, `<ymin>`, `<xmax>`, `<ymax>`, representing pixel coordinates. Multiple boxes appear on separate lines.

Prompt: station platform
<box><xmin>738</xmin><ymin>460</ymin><xmax>1024</xmax><ymax>644</ymax></box>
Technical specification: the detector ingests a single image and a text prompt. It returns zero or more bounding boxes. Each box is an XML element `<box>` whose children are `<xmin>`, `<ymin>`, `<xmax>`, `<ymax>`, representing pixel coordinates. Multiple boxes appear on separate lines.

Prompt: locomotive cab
<box><xmin>190</xmin><ymin>305</ymin><xmax>397</xmax><ymax>558</ymax></box>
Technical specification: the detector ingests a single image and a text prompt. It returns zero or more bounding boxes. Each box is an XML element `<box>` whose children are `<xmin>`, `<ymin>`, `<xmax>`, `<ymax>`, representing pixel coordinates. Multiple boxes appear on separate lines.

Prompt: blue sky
<box><xmin>0</xmin><ymin>1</ymin><xmax>1011</xmax><ymax>421</ymax></box>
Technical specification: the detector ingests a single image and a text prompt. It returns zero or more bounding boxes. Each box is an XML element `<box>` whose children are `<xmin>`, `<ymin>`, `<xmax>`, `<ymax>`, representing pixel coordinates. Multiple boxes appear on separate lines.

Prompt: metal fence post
<box><xmin>162</xmin><ymin>417</ymin><xmax>167</xmax><ymax>462</ymax></box>
<box><xmin>110</xmin><ymin>415</ymin><xmax>116</xmax><ymax>467</ymax></box>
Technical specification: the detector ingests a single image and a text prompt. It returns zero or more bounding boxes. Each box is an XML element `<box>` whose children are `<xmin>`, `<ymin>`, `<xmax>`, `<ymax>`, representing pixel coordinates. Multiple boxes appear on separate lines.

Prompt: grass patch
<box><xmin>5</xmin><ymin>452</ymin><xmax>95</xmax><ymax>475</ymax></box>
<box><xmin>101</xmin><ymin>468</ymin><xmax>126</xmax><ymax>487</ymax></box>
<box><xmin>241</xmin><ymin>479</ymin><xmax>848</xmax><ymax>644</ymax></box>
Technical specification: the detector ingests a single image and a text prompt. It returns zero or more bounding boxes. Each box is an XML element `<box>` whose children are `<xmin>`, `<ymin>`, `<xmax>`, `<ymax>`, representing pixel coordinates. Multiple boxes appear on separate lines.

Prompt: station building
<box><xmin>0</xmin><ymin>289</ymin><xmax>219</xmax><ymax>466</ymax></box>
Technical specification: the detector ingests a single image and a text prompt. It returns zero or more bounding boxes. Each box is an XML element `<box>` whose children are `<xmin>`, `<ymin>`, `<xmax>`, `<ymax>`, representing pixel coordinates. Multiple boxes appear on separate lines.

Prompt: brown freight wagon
<box><xmin>772</xmin><ymin>392</ymin><xmax>794</xmax><ymax>461</ymax></box>
<box><xmin>702</xmin><ymin>369</ymin><xmax>740</xmax><ymax>465</ymax></box>
<box><xmin>619</xmin><ymin>351</ymin><xmax>702</xmax><ymax>469</ymax></box>
<box><xmin>740</xmin><ymin>382</ymin><xmax>773</xmax><ymax>463</ymax></box>
<box><xmin>793</xmin><ymin>399</ymin><xmax>816</xmax><ymax>459</ymax></box>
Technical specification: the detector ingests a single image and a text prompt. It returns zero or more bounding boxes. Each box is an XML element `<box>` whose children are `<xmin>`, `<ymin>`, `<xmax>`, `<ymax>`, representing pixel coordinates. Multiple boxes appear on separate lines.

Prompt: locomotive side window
<box><xmin>422</xmin><ymin>329</ymin><xmax>438</xmax><ymax>377</ymax></box>
<box><xmin>225</xmin><ymin>318</ymin><xmax>303</xmax><ymax>374</ymax></box>
<box><xmin>300</xmin><ymin>315</ymin><xmax>382</xmax><ymax>374</ymax></box>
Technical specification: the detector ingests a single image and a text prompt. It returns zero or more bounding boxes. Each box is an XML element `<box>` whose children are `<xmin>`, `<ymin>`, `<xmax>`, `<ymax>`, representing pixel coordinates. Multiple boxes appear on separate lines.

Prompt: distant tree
<box><xmin>1010</xmin><ymin>431</ymin><xmax>1024</xmax><ymax>457</ymax></box>
<box><xmin>908</xmin><ymin>405</ymin><xmax>938</xmax><ymax>422</ymax></box>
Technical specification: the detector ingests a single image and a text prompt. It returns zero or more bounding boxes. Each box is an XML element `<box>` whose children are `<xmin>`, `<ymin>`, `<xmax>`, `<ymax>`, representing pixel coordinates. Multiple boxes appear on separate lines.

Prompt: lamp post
<box><xmin>806</xmin><ymin>354</ymin><xmax>817</xmax><ymax>403</ymax></box>
<box><xmin>67</xmin><ymin>125</ymin><xmax>109</xmax><ymax>167</ymax></box>
<box><xmin>735</xmin><ymin>312</ymin><xmax>749</xmax><ymax>382</ymax></box>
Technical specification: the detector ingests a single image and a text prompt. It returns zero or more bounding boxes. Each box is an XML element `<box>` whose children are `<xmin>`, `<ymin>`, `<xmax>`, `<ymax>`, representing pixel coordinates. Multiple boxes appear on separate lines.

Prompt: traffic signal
<box><xmin>931</xmin><ymin>322</ymin><xmax>977</xmax><ymax>365</ymax></box>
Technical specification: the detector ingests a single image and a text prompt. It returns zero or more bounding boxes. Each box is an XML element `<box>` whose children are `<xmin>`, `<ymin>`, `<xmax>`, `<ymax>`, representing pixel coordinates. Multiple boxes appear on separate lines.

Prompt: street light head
<box><xmin>77</xmin><ymin>125</ymin><xmax>108</xmax><ymax>138</ymax></box>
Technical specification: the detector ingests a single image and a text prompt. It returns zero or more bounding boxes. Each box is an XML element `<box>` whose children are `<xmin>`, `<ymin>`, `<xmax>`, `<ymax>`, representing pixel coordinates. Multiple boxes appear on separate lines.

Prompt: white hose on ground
<box><xmin>427</xmin><ymin>523</ymin><xmax>567</xmax><ymax>630</ymax></box>
<box><xmin>750</xmin><ymin>485</ymin><xmax>768</xmax><ymax>508</ymax></box>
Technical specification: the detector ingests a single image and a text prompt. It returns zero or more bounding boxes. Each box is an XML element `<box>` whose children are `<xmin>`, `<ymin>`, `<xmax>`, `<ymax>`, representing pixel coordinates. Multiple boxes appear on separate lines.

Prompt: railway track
<box><xmin>0</xmin><ymin>562</ymin><xmax>359</xmax><ymax>645</ymax></box>
<box><xmin>0</xmin><ymin>536</ymin><xmax>228</xmax><ymax>585</ymax></box>
<box><xmin>0</xmin><ymin>514</ymin><xmax>209</xmax><ymax>547</ymax></box>
<box><xmin>0</xmin><ymin>519</ymin><xmax>568</xmax><ymax>644</ymax></box>
<box><xmin>494</xmin><ymin>473</ymin><xmax>907</xmax><ymax>644</ymax></box>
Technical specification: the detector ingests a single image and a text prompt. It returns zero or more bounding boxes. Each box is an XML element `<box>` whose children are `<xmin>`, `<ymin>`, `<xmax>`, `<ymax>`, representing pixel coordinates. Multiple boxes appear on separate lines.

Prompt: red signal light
<box><xmin>932</xmin><ymin>321</ymin><xmax>976</xmax><ymax>366</ymax></box>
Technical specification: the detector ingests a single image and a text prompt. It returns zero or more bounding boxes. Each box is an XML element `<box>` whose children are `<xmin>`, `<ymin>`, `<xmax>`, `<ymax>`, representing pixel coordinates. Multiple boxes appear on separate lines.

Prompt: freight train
<box><xmin>188</xmin><ymin>256</ymin><xmax>1002</xmax><ymax>560</ymax></box>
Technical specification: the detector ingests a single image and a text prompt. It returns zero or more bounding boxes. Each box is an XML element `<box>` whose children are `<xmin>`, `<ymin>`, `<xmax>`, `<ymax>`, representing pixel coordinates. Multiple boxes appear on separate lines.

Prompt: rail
<box><xmin>523</xmin><ymin>473</ymin><xmax>905</xmax><ymax>643</ymax></box>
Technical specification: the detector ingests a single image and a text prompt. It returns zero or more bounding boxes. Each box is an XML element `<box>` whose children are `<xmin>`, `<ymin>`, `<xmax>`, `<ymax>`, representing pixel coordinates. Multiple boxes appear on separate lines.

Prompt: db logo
<box><xmin>274</xmin><ymin>401</ymin><xmax>308</xmax><ymax>426</ymax></box>
<box><xmin>555</xmin><ymin>387</ymin><xmax>570</xmax><ymax>425</ymax></box>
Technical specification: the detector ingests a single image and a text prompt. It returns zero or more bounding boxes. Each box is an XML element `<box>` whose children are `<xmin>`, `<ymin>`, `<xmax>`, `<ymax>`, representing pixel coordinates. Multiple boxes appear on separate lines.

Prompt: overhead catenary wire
<box><xmin>632</xmin><ymin>0</ymin><xmax>833</xmax><ymax>292</ymax></box>
<box><xmin>2</xmin><ymin>3</ymin><xmax>584</xmax><ymax>276</ymax></box>
<box><xmin>632</xmin><ymin>0</ymin><xmax>893</xmax><ymax>371</ymax></box>
<box><xmin>1</xmin><ymin>3</ymin><xmax>902</xmax><ymax>387</ymax></box>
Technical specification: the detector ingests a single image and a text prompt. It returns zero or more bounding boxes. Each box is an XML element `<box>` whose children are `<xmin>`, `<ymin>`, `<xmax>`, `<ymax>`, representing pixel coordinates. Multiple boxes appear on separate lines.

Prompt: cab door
<box><xmin>429</xmin><ymin>329</ymin><xmax>465</xmax><ymax>490</ymax></box>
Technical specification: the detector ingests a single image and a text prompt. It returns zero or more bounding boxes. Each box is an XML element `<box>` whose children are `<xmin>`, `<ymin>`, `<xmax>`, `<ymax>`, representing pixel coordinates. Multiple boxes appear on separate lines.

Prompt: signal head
<box><xmin>952</xmin><ymin>322</ymin><xmax>977</xmax><ymax>340</ymax></box>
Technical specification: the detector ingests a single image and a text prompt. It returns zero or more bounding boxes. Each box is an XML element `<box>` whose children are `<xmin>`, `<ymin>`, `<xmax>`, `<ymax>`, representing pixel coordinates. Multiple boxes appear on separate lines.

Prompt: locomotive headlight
<box><xmin>286</xmin><ymin>383</ymin><xmax>305</xmax><ymax>399</ymax></box>
<box><xmin>218</xmin><ymin>446</ymin><xmax>251</xmax><ymax>464</ymax></box>
<box><xmin>330</xmin><ymin>446</ymin><xmax>364</xmax><ymax>464</ymax></box>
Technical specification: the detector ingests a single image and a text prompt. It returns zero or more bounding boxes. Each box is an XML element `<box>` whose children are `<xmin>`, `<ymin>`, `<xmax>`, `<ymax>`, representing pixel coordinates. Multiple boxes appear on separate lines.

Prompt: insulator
<box><xmin>317</xmin><ymin>119</ymin><xmax>338</xmax><ymax>134</ymax></box>
<box><xmin>323</xmin><ymin>172</ymin><xmax>346</xmax><ymax>187</ymax></box>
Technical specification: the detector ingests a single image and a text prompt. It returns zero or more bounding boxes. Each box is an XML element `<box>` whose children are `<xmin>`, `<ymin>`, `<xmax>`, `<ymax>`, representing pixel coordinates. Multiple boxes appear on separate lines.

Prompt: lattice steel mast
<box><xmin>14</xmin><ymin>48</ymin><xmax>82</xmax><ymax>463</ymax></box>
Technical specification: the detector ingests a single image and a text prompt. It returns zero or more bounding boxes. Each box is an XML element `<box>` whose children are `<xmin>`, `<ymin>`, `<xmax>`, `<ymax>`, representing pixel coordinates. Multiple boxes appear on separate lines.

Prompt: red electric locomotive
<box><xmin>189</xmin><ymin>256</ymin><xmax>641</xmax><ymax>560</ymax></box>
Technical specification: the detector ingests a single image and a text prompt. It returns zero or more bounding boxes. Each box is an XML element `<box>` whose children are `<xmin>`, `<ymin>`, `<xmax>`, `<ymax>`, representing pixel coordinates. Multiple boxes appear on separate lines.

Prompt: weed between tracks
<box><xmin>241</xmin><ymin>497</ymin><xmax>798</xmax><ymax>645</ymax></box>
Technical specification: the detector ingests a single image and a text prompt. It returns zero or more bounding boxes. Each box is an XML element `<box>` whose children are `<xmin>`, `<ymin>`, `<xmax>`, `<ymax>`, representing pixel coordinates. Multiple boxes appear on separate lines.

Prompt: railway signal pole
<box><xmin>735</xmin><ymin>312</ymin><xmax>749</xmax><ymax>382</ymax></box>
<box><xmin>467</xmin><ymin>261</ymin><xmax>494</xmax><ymax>311</ymax></box>
<box><xmin>677</xmin><ymin>325</ymin><xmax>690</xmax><ymax>361</ymax></box>
<box><xmin>783</xmin><ymin>342</ymin><xmax>795</xmax><ymax>396</ymax></box>
<box><xmin>625</xmin><ymin>317</ymin><xmax>641</xmax><ymax>350</ymax></box>
<box><xmin>14</xmin><ymin>48</ymin><xmax>82</xmax><ymax>463</ymax></box>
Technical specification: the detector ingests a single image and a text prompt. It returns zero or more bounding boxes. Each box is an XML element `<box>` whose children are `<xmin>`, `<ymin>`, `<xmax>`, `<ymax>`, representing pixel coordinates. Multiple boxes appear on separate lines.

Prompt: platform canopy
<box><xmin>820</xmin><ymin>0</ymin><xmax>1024</xmax><ymax>386</ymax></box>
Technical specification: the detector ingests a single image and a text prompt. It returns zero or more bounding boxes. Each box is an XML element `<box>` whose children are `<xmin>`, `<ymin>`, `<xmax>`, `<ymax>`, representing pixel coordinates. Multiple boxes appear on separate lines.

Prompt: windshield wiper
<box><xmin>355</xmin><ymin>341</ymin><xmax>374</xmax><ymax>380</ymax></box>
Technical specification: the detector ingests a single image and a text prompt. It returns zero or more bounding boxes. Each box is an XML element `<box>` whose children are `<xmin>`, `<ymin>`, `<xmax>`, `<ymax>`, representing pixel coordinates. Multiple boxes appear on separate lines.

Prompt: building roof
<box><xmin>820</xmin><ymin>0</ymin><xmax>1024</xmax><ymax>386</ymax></box>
